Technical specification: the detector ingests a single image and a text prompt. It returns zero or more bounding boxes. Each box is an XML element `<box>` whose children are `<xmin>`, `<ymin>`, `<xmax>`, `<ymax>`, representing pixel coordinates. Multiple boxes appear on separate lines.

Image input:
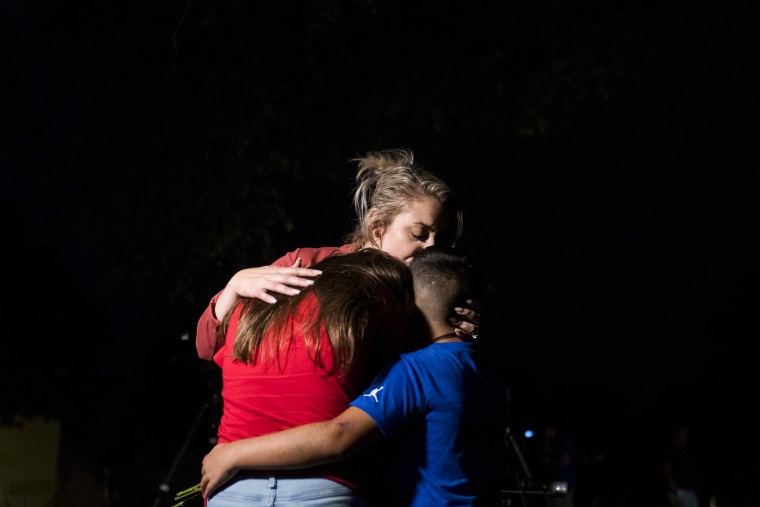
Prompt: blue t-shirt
<box><xmin>350</xmin><ymin>341</ymin><xmax>510</xmax><ymax>507</ymax></box>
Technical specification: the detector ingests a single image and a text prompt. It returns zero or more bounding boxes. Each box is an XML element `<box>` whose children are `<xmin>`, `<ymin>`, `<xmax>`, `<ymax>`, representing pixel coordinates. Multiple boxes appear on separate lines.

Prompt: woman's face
<box><xmin>372</xmin><ymin>197</ymin><xmax>447</xmax><ymax>265</ymax></box>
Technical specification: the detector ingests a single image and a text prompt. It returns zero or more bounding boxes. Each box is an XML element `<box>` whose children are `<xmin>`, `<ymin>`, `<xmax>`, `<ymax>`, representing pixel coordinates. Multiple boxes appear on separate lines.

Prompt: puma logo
<box><xmin>364</xmin><ymin>386</ymin><xmax>384</xmax><ymax>402</ymax></box>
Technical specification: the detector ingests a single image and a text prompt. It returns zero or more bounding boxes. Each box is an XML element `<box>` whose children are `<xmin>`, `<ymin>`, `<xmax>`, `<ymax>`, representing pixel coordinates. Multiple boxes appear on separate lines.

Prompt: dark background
<box><xmin>2</xmin><ymin>1</ymin><xmax>758</xmax><ymax>506</ymax></box>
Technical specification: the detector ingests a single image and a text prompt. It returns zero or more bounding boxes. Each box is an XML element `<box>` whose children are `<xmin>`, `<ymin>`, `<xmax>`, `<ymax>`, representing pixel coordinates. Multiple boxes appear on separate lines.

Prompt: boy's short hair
<box><xmin>409</xmin><ymin>247</ymin><xmax>478</xmax><ymax>324</ymax></box>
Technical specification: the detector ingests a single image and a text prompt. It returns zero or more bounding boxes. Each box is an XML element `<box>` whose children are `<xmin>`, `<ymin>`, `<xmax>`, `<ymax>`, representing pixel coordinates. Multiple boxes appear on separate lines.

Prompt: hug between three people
<box><xmin>193</xmin><ymin>149</ymin><xmax>509</xmax><ymax>506</ymax></box>
<box><xmin>195</xmin><ymin>149</ymin><xmax>479</xmax><ymax>361</ymax></box>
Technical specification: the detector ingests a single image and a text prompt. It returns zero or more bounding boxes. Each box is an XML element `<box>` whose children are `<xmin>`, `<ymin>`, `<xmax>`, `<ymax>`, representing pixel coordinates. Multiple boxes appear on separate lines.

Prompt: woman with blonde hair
<box><xmin>196</xmin><ymin>148</ymin><xmax>478</xmax><ymax>361</ymax></box>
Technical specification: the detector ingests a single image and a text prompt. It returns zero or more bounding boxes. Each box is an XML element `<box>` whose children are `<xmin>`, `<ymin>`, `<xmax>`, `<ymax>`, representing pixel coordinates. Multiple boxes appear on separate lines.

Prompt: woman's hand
<box><xmin>451</xmin><ymin>299</ymin><xmax>481</xmax><ymax>339</ymax></box>
<box><xmin>213</xmin><ymin>260</ymin><xmax>322</xmax><ymax>319</ymax></box>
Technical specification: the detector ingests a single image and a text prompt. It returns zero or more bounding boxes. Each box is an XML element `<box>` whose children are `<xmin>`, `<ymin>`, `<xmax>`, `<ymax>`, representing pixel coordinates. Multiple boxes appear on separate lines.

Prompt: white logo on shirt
<box><xmin>364</xmin><ymin>386</ymin><xmax>384</xmax><ymax>402</ymax></box>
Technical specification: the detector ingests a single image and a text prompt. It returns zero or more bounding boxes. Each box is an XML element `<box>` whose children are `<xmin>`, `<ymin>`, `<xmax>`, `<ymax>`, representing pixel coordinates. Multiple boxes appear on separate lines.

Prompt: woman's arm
<box><xmin>195</xmin><ymin>261</ymin><xmax>322</xmax><ymax>360</ymax></box>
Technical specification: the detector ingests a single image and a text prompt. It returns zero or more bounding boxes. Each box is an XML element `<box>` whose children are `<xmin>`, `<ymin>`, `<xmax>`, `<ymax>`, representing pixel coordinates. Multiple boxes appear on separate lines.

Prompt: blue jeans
<box><xmin>207</xmin><ymin>476</ymin><xmax>366</xmax><ymax>507</ymax></box>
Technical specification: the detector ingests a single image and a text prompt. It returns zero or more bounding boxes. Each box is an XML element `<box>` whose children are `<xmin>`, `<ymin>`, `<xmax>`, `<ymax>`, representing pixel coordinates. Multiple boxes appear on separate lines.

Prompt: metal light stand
<box><xmin>151</xmin><ymin>389</ymin><xmax>220</xmax><ymax>507</ymax></box>
<box><xmin>501</xmin><ymin>426</ymin><xmax>550</xmax><ymax>507</ymax></box>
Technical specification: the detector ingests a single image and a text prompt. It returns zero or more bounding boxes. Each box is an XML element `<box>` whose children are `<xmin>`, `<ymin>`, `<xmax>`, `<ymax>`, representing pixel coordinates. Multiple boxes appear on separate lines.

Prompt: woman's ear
<box><xmin>368</xmin><ymin>208</ymin><xmax>385</xmax><ymax>245</ymax></box>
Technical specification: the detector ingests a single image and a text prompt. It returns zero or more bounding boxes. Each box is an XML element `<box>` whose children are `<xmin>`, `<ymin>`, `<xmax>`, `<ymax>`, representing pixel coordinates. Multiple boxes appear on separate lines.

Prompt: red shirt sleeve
<box><xmin>195</xmin><ymin>296</ymin><xmax>223</xmax><ymax>360</ymax></box>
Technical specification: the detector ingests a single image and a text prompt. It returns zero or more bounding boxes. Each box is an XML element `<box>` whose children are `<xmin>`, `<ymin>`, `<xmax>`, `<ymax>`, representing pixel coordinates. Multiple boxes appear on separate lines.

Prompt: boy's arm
<box><xmin>200</xmin><ymin>407</ymin><xmax>381</xmax><ymax>498</ymax></box>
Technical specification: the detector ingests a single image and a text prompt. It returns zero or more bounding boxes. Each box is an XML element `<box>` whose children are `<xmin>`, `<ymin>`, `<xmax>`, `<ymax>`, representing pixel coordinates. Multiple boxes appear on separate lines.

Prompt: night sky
<box><xmin>2</xmin><ymin>2</ymin><xmax>759</xmax><ymax>506</ymax></box>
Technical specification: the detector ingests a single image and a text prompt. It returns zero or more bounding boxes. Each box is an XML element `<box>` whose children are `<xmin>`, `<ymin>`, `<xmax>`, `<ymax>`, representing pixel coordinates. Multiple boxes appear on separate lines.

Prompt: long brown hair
<box><xmin>218</xmin><ymin>249</ymin><xmax>413</xmax><ymax>376</ymax></box>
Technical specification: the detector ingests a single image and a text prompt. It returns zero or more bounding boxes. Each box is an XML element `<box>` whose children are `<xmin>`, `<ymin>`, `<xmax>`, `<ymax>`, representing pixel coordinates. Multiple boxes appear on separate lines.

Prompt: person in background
<box><xmin>195</xmin><ymin>148</ymin><xmax>480</xmax><ymax>361</ymax></box>
<box><xmin>662</xmin><ymin>424</ymin><xmax>700</xmax><ymax>507</ymax></box>
<box><xmin>200</xmin><ymin>246</ymin><xmax>511</xmax><ymax>507</ymax></box>
<box><xmin>207</xmin><ymin>248</ymin><xmax>416</xmax><ymax>506</ymax></box>
<box><xmin>539</xmin><ymin>421</ymin><xmax>578</xmax><ymax>507</ymax></box>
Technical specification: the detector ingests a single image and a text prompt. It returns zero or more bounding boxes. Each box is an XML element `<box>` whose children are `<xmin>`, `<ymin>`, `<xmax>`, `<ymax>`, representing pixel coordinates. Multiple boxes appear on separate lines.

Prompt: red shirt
<box><xmin>214</xmin><ymin>294</ymin><xmax>359</xmax><ymax>443</ymax></box>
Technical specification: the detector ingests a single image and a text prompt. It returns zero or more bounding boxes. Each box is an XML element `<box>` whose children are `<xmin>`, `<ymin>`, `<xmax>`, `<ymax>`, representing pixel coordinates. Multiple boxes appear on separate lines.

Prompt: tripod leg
<box><xmin>151</xmin><ymin>399</ymin><xmax>212</xmax><ymax>507</ymax></box>
<box><xmin>503</xmin><ymin>427</ymin><xmax>535</xmax><ymax>506</ymax></box>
